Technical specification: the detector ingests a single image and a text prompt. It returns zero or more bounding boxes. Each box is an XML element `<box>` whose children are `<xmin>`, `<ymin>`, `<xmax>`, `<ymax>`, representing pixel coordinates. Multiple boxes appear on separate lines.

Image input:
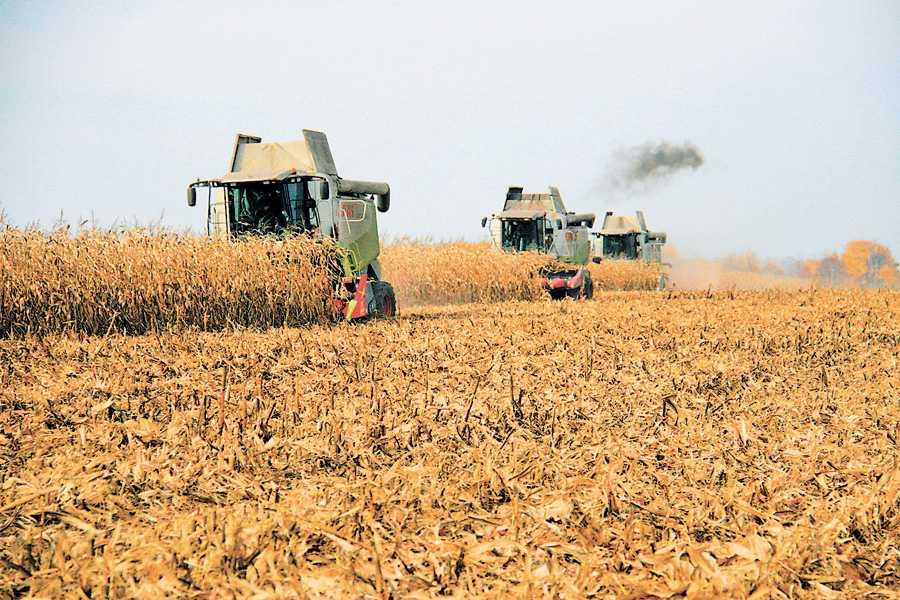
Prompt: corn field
<box><xmin>587</xmin><ymin>259</ymin><xmax>664</xmax><ymax>291</ymax></box>
<box><xmin>0</xmin><ymin>229</ymin><xmax>341</xmax><ymax>336</ymax></box>
<box><xmin>1</xmin><ymin>233</ymin><xmax>665</xmax><ymax>337</ymax></box>
<box><xmin>379</xmin><ymin>240</ymin><xmax>547</xmax><ymax>307</ymax></box>
<box><xmin>379</xmin><ymin>240</ymin><xmax>663</xmax><ymax>307</ymax></box>
<box><xmin>2</xmin><ymin>283</ymin><xmax>899</xmax><ymax>598</ymax></box>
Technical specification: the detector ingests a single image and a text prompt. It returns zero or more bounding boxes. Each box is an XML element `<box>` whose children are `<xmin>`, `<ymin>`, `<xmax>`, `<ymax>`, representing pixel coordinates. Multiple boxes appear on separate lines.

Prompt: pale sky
<box><xmin>2</xmin><ymin>1</ymin><xmax>898</xmax><ymax>260</ymax></box>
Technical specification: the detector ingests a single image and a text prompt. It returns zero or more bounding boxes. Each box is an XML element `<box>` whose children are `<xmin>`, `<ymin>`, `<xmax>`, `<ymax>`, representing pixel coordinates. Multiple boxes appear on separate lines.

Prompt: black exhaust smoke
<box><xmin>605</xmin><ymin>140</ymin><xmax>704</xmax><ymax>193</ymax></box>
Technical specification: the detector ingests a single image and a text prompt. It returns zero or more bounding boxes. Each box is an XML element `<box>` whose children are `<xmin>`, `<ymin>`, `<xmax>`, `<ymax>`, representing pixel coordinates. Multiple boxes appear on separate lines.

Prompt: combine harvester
<box><xmin>482</xmin><ymin>186</ymin><xmax>596</xmax><ymax>299</ymax></box>
<box><xmin>187</xmin><ymin>130</ymin><xmax>396</xmax><ymax>321</ymax></box>
<box><xmin>593</xmin><ymin>210</ymin><xmax>669</xmax><ymax>288</ymax></box>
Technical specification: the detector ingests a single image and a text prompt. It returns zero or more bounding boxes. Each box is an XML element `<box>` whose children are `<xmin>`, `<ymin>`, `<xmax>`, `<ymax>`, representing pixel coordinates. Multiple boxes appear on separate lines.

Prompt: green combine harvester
<box><xmin>482</xmin><ymin>186</ymin><xmax>596</xmax><ymax>299</ymax></box>
<box><xmin>187</xmin><ymin>130</ymin><xmax>396</xmax><ymax>320</ymax></box>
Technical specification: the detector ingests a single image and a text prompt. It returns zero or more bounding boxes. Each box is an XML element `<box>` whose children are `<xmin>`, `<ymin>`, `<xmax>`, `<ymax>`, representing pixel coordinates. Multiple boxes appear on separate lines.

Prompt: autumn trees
<box><xmin>799</xmin><ymin>240</ymin><xmax>899</xmax><ymax>288</ymax></box>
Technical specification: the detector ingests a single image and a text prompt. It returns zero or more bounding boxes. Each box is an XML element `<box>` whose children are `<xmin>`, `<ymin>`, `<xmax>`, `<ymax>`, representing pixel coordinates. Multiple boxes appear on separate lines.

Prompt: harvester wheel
<box><xmin>583</xmin><ymin>277</ymin><xmax>594</xmax><ymax>299</ymax></box>
<box><xmin>368</xmin><ymin>281</ymin><xmax>397</xmax><ymax>319</ymax></box>
<box><xmin>548</xmin><ymin>288</ymin><xmax>568</xmax><ymax>301</ymax></box>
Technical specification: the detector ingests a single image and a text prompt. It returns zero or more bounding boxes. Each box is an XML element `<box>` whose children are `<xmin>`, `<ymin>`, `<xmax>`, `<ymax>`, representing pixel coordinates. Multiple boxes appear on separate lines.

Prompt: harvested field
<box><xmin>2</xmin><ymin>289</ymin><xmax>899</xmax><ymax>598</ymax></box>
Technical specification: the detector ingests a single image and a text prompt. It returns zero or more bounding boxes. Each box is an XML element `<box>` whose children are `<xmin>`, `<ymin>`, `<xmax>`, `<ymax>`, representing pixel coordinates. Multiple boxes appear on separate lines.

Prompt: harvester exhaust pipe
<box><xmin>636</xmin><ymin>210</ymin><xmax>648</xmax><ymax>232</ymax></box>
<box><xmin>566</xmin><ymin>213</ymin><xmax>596</xmax><ymax>228</ymax></box>
<box><xmin>338</xmin><ymin>179</ymin><xmax>391</xmax><ymax>212</ymax></box>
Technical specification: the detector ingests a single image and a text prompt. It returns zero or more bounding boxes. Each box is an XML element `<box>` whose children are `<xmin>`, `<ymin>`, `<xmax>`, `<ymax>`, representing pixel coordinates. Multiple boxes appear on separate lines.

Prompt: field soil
<box><xmin>2</xmin><ymin>289</ymin><xmax>899</xmax><ymax>598</ymax></box>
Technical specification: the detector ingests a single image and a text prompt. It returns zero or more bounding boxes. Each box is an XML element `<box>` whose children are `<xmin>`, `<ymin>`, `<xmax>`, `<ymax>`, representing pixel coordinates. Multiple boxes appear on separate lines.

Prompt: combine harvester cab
<box><xmin>482</xmin><ymin>186</ymin><xmax>596</xmax><ymax>299</ymax></box>
<box><xmin>593</xmin><ymin>210</ymin><xmax>668</xmax><ymax>288</ymax></box>
<box><xmin>187</xmin><ymin>130</ymin><xmax>396</xmax><ymax>321</ymax></box>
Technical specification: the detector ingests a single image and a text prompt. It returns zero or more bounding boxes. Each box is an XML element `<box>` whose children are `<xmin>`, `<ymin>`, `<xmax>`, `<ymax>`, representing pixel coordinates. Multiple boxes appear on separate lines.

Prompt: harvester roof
<box><xmin>598</xmin><ymin>214</ymin><xmax>641</xmax><ymax>235</ymax></box>
<box><xmin>502</xmin><ymin>186</ymin><xmax>568</xmax><ymax>214</ymax></box>
<box><xmin>495</xmin><ymin>209</ymin><xmax>542</xmax><ymax>220</ymax></box>
<box><xmin>220</xmin><ymin>168</ymin><xmax>302</xmax><ymax>184</ymax></box>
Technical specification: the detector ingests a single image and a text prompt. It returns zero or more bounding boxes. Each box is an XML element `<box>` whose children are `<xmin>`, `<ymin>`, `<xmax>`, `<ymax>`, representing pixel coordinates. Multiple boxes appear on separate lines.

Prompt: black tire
<box><xmin>368</xmin><ymin>281</ymin><xmax>397</xmax><ymax>319</ymax></box>
<box><xmin>548</xmin><ymin>288</ymin><xmax>567</xmax><ymax>300</ymax></box>
<box><xmin>583</xmin><ymin>276</ymin><xmax>594</xmax><ymax>299</ymax></box>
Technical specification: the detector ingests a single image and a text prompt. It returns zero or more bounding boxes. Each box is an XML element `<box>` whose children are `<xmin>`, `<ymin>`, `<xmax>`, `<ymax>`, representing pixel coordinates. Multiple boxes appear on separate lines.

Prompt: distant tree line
<box><xmin>720</xmin><ymin>240</ymin><xmax>899</xmax><ymax>288</ymax></box>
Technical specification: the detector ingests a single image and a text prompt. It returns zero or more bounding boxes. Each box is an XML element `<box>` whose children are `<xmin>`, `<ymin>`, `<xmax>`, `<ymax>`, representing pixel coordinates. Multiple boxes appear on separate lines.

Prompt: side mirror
<box><xmin>187</xmin><ymin>186</ymin><xmax>197</xmax><ymax>207</ymax></box>
<box><xmin>481</xmin><ymin>216</ymin><xmax>488</xmax><ymax>228</ymax></box>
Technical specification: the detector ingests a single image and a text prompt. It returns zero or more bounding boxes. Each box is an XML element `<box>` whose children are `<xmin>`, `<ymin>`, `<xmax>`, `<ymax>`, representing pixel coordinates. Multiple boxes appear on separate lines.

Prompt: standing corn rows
<box><xmin>0</xmin><ymin>228</ymin><xmax>342</xmax><ymax>336</ymax></box>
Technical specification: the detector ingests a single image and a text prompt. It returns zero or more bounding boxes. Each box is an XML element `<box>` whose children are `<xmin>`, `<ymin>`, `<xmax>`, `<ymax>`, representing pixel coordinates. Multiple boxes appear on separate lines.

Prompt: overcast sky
<box><xmin>2</xmin><ymin>1</ymin><xmax>898</xmax><ymax>259</ymax></box>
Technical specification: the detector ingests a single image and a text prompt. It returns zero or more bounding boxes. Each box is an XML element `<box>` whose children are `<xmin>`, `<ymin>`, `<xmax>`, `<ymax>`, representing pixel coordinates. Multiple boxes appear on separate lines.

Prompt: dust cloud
<box><xmin>662</xmin><ymin>248</ymin><xmax>810</xmax><ymax>291</ymax></box>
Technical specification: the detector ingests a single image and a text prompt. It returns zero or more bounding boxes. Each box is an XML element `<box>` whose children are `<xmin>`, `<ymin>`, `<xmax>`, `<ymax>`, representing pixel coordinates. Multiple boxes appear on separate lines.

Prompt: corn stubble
<box><xmin>2</xmin><ymin>288</ymin><xmax>899</xmax><ymax>598</ymax></box>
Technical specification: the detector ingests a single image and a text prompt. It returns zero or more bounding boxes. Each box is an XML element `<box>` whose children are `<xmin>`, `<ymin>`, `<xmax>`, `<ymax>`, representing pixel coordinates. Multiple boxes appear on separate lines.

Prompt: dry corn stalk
<box><xmin>0</xmin><ymin>227</ymin><xmax>341</xmax><ymax>335</ymax></box>
<box><xmin>380</xmin><ymin>240</ymin><xmax>664</xmax><ymax>306</ymax></box>
<box><xmin>379</xmin><ymin>239</ymin><xmax>546</xmax><ymax>306</ymax></box>
<box><xmin>587</xmin><ymin>258</ymin><xmax>664</xmax><ymax>291</ymax></box>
